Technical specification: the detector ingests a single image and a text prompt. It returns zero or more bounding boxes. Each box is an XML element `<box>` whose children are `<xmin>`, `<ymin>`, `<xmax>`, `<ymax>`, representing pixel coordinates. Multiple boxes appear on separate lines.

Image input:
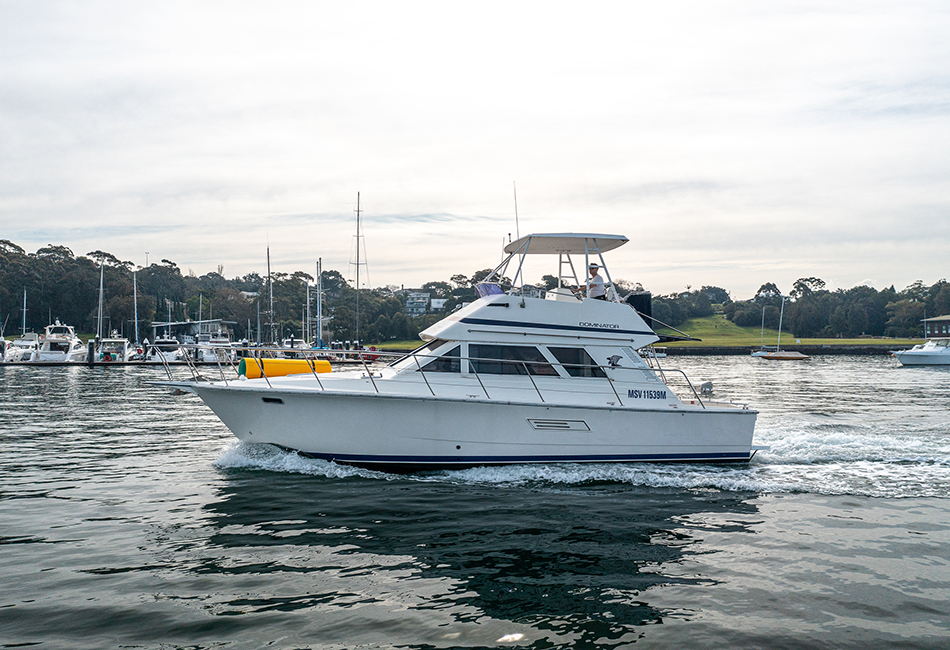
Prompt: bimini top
<box><xmin>503</xmin><ymin>233</ymin><xmax>629</xmax><ymax>255</ymax></box>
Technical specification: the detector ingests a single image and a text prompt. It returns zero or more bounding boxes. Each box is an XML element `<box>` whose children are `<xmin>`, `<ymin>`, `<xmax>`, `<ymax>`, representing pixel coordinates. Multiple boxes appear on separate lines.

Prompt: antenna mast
<box><xmin>350</xmin><ymin>193</ymin><xmax>369</xmax><ymax>345</ymax></box>
<box><xmin>267</xmin><ymin>246</ymin><xmax>275</xmax><ymax>344</ymax></box>
<box><xmin>513</xmin><ymin>181</ymin><xmax>520</xmax><ymax>240</ymax></box>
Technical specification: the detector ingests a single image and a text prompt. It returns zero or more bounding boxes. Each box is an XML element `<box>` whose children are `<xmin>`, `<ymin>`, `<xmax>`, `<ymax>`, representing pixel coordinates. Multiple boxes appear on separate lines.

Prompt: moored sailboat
<box><xmin>751</xmin><ymin>295</ymin><xmax>809</xmax><ymax>360</ymax></box>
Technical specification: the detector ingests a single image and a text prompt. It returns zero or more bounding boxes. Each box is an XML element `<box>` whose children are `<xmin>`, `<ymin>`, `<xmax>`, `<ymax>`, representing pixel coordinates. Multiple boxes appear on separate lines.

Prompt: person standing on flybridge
<box><xmin>574</xmin><ymin>263</ymin><xmax>607</xmax><ymax>300</ymax></box>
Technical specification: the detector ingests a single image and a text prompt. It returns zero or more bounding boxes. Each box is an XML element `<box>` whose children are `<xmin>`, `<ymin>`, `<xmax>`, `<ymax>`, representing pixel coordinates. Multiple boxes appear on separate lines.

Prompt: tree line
<box><xmin>1</xmin><ymin>240</ymin><xmax>946</xmax><ymax>342</ymax></box>
<box><xmin>0</xmin><ymin>240</ymin><xmax>503</xmax><ymax>344</ymax></box>
<box><xmin>720</xmin><ymin>277</ymin><xmax>950</xmax><ymax>339</ymax></box>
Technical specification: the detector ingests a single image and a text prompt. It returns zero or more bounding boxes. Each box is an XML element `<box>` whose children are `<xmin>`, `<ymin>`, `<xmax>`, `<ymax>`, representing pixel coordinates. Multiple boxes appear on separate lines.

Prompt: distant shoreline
<box><xmin>663</xmin><ymin>344</ymin><xmax>912</xmax><ymax>356</ymax></box>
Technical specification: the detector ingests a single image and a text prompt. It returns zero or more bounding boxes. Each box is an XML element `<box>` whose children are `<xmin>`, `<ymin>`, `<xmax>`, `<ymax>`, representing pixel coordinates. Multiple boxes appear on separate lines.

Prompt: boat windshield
<box><xmin>389</xmin><ymin>339</ymin><xmax>446</xmax><ymax>370</ymax></box>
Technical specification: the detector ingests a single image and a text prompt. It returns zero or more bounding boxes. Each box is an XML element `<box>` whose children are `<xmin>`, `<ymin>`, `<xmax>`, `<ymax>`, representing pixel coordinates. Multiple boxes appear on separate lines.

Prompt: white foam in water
<box><xmin>214</xmin><ymin>436</ymin><xmax>950</xmax><ymax>498</ymax></box>
<box><xmin>215</xmin><ymin>441</ymin><xmax>390</xmax><ymax>480</ymax></box>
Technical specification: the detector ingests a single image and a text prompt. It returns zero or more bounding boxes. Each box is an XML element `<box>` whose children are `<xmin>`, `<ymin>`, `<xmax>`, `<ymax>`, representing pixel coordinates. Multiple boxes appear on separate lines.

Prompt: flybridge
<box><xmin>490</xmin><ymin>233</ymin><xmax>629</xmax><ymax>301</ymax></box>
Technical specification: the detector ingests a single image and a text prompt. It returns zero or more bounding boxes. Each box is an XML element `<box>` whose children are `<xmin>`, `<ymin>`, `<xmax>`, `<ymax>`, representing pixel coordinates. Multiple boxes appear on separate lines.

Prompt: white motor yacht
<box><xmin>162</xmin><ymin>233</ymin><xmax>761</xmax><ymax>470</ymax></box>
<box><xmin>196</xmin><ymin>330</ymin><xmax>235</xmax><ymax>364</ymax></box>
<box><xmin>279</xmin><ymin>336</ymin><xmax>310</xmax><ymax>359</ymax></box>
<box><xmin>145</xmin><ymin>336</ymin><xmax>186</xmax><ymax>363</ymax></box>
<box><xmin>3</xmin><ymin>333</ymin><xmax>39</xmax><ymax>362</ymax></box>
<box><xmin>33</xmin><ymin>321</ymin><xmax>87</xmax><ymax>362</ymax></box>
<box><xmin>891</xmin><ymin>338</ymin><xmax>950</xmax><ymax>365</ymax></box>
<box><xmin>96</xmin><ymin>333</ymin><xmax>133</xmax><ymax>362</ymax></box>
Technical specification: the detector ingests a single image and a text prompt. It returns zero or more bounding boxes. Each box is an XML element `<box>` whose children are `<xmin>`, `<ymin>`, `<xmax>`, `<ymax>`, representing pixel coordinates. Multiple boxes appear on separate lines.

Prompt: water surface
<box><xmin>1</xmin><ymin>357</ymin><xmax>948</xmax><ymax>648</ymax></box>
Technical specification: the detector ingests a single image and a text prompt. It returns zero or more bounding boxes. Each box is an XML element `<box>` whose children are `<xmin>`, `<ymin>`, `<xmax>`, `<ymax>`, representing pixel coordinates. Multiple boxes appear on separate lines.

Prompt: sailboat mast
<box><xmin>319</xmin><ymin>259</ymin><xmax>323</xmax><ymax>347</ymax></box>
<box><xmin>267</xmin><ymin>246</ymin><xmax>275</xmax><ymax>344</ymax></box>
<box><xmin>97</xmin><ymin>258</ymin><xmax>105</xmax><ymax>340</ymax></box>
<box><xmin>21</xmin><ymin>288</ymin><xmax>27</xmax><ymax>335</ymax></box>
<box><xmin>133</xmin><ymin>270</ymin><xmax>139</xmax><ymax>344</ymax></box>
<box><xmin>777</xmin><ymin>296</ymin><xmax>786</xmax><ymax>351</ymax></box>
<box><xmin>355</xmin><ymin>192</ymin><xmax>360</xmax><ymax>345</ymax></box>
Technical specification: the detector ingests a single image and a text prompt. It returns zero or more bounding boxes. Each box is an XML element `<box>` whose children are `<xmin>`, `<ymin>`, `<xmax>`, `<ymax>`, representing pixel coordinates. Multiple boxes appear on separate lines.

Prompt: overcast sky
<box><xmin>2</xmin><ymin>1</ymin><xmax>948</xmax><ymax>299</ymax></box>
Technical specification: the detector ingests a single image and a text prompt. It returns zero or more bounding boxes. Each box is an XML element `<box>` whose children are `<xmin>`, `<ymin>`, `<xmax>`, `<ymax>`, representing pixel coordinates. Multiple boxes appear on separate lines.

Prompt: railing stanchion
<box><xmin>413</xmin><ymin>354</ymin><xmax>436</xmax><ymax>396</ymax></box>
<box><xmin>358</xmin><ymin>350</ymin><xmax>379</xmax><ymax>393</ymax></box>
<box><xmin>605</xmin><ymin>371</ymin><xmax>624</xmax><ymax>406</ymax></box>
<box><xmin>469</xmin><ymin>359</ymin><xmax>490</xmax><ymax>399</ymax></box>
<box><xmin>522</xmin><ymin>362</ymin><xmax>544</xmax><ymax>402</ymax></box>
<box><xmin>254</xmin><ymin>356</ymin><xmax>272</xmax><ymax>389</ymax></box>
<box><xmin>306</xmin><ymin>355</ymin><xmax>326</xmax><ymax>391</ymax></box>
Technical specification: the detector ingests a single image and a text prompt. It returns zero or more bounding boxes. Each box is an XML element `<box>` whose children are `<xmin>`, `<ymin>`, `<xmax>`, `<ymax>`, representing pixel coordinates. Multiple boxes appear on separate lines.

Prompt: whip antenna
<box><xmin>513</xmin><ymin>181</ymin><xmax>520</xmax><ymax>240</ymax></box>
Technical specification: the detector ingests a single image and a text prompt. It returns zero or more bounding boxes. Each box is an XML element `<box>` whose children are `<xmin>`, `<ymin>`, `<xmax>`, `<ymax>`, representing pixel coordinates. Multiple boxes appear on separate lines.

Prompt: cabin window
<box><xmin>549</xmin><ymin>347</ymin><xmax>607</xmax><ymax>378</ymax></box>
<box><xmin>422</xmin><ymin>345</ymin><xmax>461</xmax><ymax>373</ymax></box>
<box><xmin>469</xmin><ymin>344</ymin><xmax>558</xmax><ymax>376</ymax></box>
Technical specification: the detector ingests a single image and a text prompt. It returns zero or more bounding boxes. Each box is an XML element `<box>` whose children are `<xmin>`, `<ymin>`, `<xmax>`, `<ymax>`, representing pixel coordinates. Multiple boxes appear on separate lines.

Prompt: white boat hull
<box><xmin>891</xmin><ymin>351</ymin><xmax>950</xmax><ymax>365</ymax></box>
<box><xmin>190</xmin><ymin>383</ymin><xmax>758</xmax><ymax>470</ymax></box>
<box><xmin>752</xmin><ymin>350</ymin><xmax>809</xmax><ymax>360</ymax></box>
<box><xmin>891</xmin><ymin>339</ymin><xmax>950</xmax><ymax>366</ymax></box>
<box><xmin>33</xmin><ymin>349</ymin><xmax>87</xmax><ymax>363</ymax></box>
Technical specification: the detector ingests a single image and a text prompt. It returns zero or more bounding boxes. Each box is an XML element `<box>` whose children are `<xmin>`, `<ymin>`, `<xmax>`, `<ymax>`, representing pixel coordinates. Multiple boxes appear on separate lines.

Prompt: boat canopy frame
<box><xmin>485</xmin><ymin>233</ymin><xmax>629</xmax><ymax>302</ymax></box>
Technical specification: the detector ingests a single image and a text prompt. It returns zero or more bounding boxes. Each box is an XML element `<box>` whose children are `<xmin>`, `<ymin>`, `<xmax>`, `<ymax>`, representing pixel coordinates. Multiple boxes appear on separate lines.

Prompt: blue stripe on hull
<box><xmin>293</xmin><ymin>450</ymin><xmax>753</xmax><ymax>472</ymax></box>
<box><xmin>458</xmin><ymin>317</ymin><xmax>654</xmax><ymax>337</ymax></box>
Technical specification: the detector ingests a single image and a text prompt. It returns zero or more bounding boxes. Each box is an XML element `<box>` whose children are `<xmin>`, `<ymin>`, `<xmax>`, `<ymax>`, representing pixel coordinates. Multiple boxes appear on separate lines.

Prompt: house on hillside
<box><xmin>405</xmin><ymin>291</ymin><xmax>431</xmax><ymax>317</ymax></box>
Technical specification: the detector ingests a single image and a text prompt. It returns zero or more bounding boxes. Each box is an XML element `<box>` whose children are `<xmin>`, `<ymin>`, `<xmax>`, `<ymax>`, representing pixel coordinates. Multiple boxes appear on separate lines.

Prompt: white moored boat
<box><xmin>4</xmin><ymin>332</ymin><xmax>39</xmax><ymax>363</ymax></box>
<box><xmin>33</xmin><ymin>321</ymin><xmax>87</xmax><ymax>363</ymax></box>
<box><xmin>145</xmin><ymin>336</ymin><xmax>187</xmax><ymax>363</ymax></box>
<box><xmin>891</xmin><ymin>338</ymin><xmax>950</xmax><ymax>365</ymax></box>
<box><xmin>96</xmin><ymin>333</ymin><xmax>133</xmax><ymax>362</ymax></box>
<box><xmin>163</xmin><ymin>233</ymin><xmax>761</xmax><ymax>470</ymax></box>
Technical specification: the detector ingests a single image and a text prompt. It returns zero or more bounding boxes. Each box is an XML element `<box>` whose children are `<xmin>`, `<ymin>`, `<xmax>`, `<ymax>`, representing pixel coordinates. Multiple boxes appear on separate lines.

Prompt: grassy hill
<box><xmin>659</xmin><ymin>314</ymin><xmax>922</xmax><ymax>347</ymax></box>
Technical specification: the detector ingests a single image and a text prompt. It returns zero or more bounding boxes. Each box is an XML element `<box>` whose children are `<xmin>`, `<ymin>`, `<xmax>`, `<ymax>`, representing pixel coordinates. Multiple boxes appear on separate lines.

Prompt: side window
<box><xmin>469</xmin><ymin>345</ymin><xmax>558</xmax><ymax>376</ymax></box>
<box><xmin>421</xmin><ymin>345</ymin><xmax>461</xmax><ymax>373</ymax></box>
<box><xmin>549</xmin><ymin>348</ymin><xmax>607</xmax><ymax>378</ymax></box>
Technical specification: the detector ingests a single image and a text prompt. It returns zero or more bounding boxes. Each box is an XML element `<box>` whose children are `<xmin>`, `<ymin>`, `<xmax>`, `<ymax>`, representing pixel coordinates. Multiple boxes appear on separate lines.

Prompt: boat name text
<box><xmin>628</xmin><ymin>389</ymin><xmax>668</xmax><ymax>399</ymax></box>
<box><xmin>578</xmin><ymin>322</ymin><xmax>620</xmax><ymax>329</ymax></box>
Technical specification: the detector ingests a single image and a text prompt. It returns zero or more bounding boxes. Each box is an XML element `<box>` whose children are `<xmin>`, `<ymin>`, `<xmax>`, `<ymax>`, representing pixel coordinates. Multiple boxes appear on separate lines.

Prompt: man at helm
<box><xmin>574</xmin><ymin>263</ymin><xmax>607</xmax><ymax>300</ymax></box>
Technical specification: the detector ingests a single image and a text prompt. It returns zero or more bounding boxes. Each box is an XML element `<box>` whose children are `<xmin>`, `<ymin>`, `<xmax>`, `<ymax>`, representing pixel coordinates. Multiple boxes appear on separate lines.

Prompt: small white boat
<box><xmin>279</xmin><ymin>336</ymin><xmax>310</xmax><ymax>358</ymax></box>
<box><xmin>145</xmin><ymin>336</ymin><xmax>187</xmax><ymax>363</ymax></box>
<box><xmin>33</xmin><ymin>321</ymin><xmax>87</xmax><ymax>363</ymax></box>
<box><xmin>162</xmin><ymin>232</ymin><xmax>761</xmax><ymax>471</ymax></box>
<box><xmin>751</xmin><ymin>349</ymin><xmax>810</xmax><ymax>360</ymax></box>
<box><xmin>891</xmin><ymin>338</ymin><xmax>950</xmax><ymax>366</ymax></box>
<box><xmin>96</xmin><ymin>333</ymin><xmax>133</xmax><ymax>362</ymax></box>
<box><xmin>3</xmin><ymin>332</ymin><xmax>39</xmax><ymax>363</ymax></box>
<box><xmin>195</xmin><ymin>330</ymin><xmax>235</xmax><ymax>364</ymax></box>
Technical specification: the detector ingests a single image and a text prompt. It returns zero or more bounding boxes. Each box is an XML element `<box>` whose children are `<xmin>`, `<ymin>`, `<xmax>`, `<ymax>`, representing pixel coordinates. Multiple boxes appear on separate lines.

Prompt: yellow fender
<box><xmin>238</xmin><ymin>357</ymin><xmax>332</xmax><ymax>379</ymax></box>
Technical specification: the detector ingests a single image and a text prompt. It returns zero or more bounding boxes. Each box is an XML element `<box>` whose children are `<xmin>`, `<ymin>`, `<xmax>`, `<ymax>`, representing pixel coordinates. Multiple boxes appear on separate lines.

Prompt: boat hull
<box><xmin>191</xmin><ymin>384</ymin><xmax>758</xmax><ymax>470</ymax></box>
<box><xmin>751</xmin><ymin>350</ymin><xmax>809</xmax><ymax>360</ymax></box>
<box><xmin>891</xmin><ymin>351</ymin><xmax>950</xmax><ymax>365</ymax></box>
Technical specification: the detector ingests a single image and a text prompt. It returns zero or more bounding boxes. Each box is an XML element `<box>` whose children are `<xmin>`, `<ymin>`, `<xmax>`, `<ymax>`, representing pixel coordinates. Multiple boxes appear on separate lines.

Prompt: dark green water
<box><xmin>2</xmin><ymin>358</ymin><xmax>949</xmax><ymax>648</ymax></box>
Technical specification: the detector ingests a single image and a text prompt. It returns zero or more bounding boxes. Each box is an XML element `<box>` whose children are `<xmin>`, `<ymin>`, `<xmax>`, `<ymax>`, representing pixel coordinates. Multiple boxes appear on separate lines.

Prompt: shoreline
<box><xmin>663</xmin><ymin>344</ymin><xmax>911</xmax><ymax>356</ymax></box>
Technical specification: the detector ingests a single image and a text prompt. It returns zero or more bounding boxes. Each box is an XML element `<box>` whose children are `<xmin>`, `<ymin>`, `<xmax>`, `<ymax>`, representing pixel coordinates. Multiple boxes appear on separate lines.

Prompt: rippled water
<box><xmin>1</xmin><ymin>357</ymin><xmax>949</xmax><ymax>648</ymax></box>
